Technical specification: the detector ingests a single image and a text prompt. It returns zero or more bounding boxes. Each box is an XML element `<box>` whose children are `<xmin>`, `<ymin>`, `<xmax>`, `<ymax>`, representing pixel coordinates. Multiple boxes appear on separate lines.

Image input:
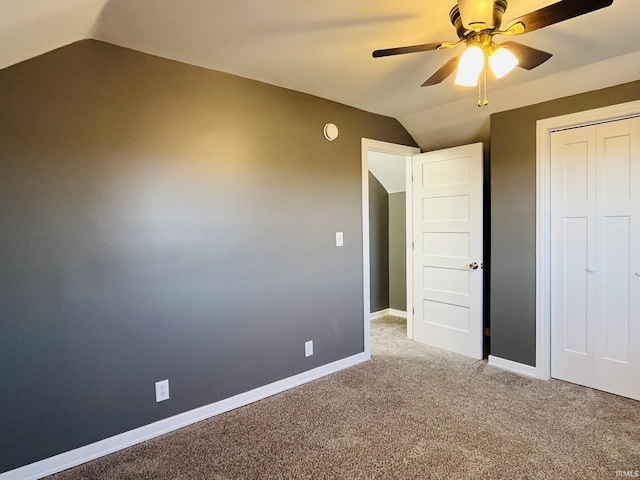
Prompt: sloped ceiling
<box><xmin>2</xmin><ymin>0</ymin><xmax>640</xmax><ymax>151</ymax></box>
<box><xmin>369</xmin><ymin>152</ymin><xmax>407</xmax><ymax>194</ymax></box>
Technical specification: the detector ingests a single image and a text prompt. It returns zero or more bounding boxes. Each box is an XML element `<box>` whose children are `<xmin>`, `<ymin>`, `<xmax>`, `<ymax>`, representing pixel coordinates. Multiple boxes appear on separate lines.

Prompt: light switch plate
<box><xmin>336</xmin><ymin>232</ymin><xmax>343</xmax><ymax>247</ymax></box>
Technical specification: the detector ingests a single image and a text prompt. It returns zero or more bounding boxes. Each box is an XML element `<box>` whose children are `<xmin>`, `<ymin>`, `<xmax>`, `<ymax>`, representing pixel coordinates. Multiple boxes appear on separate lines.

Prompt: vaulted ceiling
<box><xmin>2</xmin><ymin>0</ymin><xmax>640</xmax><ymax>150</ymax></box>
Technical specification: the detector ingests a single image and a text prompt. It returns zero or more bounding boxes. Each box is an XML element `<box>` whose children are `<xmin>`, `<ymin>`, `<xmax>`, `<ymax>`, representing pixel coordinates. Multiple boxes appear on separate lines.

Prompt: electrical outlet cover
<box><xmin>305</xmin><ymin>340</ymin><xmax>313</xmax><ymax>357</ymax></box>
<box><xmin>155</xmin><ymin>380</ymin><xmax>169</xmax><ymax>402</ymax></box>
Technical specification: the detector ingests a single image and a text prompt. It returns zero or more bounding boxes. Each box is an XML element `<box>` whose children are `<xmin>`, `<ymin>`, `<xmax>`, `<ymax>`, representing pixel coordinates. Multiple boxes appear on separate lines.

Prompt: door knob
<box><xmin>636</xmin><ymin>271</ymin><xmax>640</xmax><ymax>277</ymax></box>
<box><xmin>586</xmin><ymin>267</ymin><xmax>595</xmax><ymax>273</ymax></box>
<box><xmin>469</xmin><ymin>262</ymin><xmax>479</xmax><ymax>270</ymax></box>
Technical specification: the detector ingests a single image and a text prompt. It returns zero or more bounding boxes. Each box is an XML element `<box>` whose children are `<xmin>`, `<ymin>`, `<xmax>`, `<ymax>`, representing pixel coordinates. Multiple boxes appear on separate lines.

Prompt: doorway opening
<box><xmin>368</xmin><ymin>151</ymin><xmax>409</xmax><ymax>318</ymax></box>
<box><xmin>361</xmin><ymin>139</ymin><xmax>419</xmax><ymax>357</ymax></box>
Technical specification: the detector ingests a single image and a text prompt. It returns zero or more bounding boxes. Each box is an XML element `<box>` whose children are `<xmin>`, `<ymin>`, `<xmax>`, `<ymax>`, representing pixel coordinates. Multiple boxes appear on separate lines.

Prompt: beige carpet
<box><xmin>48</xmin><ymin>316</ymin><xmax>640</xmax><ymax>479</ymax></box>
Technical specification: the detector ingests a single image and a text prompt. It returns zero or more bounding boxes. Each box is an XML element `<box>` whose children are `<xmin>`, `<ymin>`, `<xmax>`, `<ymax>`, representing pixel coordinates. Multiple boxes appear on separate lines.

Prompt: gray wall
<box><xmin>490</xmin><ymin>80</ymin><xmax>640</xmax><ymax>366</ymax></box>
<box><xmin>368</xmin><ymin>173</ymin><xmax>389</xmax><ymax>313</ymax></box>
<box><xmin>388</xmin><ymin>193</ymin><xmax>406</xmax><ymax>311</ymax></box>
<box><xmin>0</xmin><ymin>40</ymin><xmax>416</xmax><ymax>473</ymax></box>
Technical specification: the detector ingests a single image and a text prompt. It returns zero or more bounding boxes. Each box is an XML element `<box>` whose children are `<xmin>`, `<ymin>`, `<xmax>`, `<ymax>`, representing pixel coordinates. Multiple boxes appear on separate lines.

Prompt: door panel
<box><xmin>412</xmin><ymin>143</ymin><xmax>483</xmax><ymax>359</ymax></box>
<box><xmin>595</xmin><ymin>118</ymin><xmax>640</xmax><ymax>400</ymax></box>
<box><xmin>551</xmin><ymin>126</ymin><xmax>597</xmax><ymax>387</ymax></box>
<box><xmin>423</xmin><ymin>266</ymin><xmax>469</xmax><ymax>295</ymax></box>
<box><xmin>563</xmin><ymin>216</ymin><xmax>589</xmax><ymax>355</ymax></box>
<box><xmin>601</xmin><ymin>216</ymin><xmax>630</xmax><ymax>363</ymax></box>
<box><xmin>423</xmin><ymin>300</ymin><xmax>469</xmax><ymax>331</ymax></box>
<box><xmin>422</xmin><ymin>195</ymin><xmax>470</xmax><ymax>221</ymax></box>
<box><xmin>422</xmin><ymin>232</ymin><xmax>469</xmax><ymax>258</ymax></box>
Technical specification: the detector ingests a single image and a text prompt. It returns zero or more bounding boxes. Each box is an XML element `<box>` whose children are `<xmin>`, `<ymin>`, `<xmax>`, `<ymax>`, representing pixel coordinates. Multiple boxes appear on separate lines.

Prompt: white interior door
<box><xmin>551</xmin><ymin>117</ymin><xmax>640</xmax><ymax>400</ymax></box>
<box><xmin>412</xmin><ymin>143</ymin><xmax>483</xmax><ymax>359</ymax></box>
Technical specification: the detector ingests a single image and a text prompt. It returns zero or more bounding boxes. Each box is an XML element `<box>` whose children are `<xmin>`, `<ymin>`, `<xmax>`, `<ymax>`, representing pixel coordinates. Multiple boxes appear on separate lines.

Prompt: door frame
<box><xmin>361</xmin><ymin>138</ymin><xmax>420</xmax><ymax>355</ymax></box>
<box><xmin>535</xmin><ymin>99</ymin><xmax>640</xmax><ymax>380</ymax></box>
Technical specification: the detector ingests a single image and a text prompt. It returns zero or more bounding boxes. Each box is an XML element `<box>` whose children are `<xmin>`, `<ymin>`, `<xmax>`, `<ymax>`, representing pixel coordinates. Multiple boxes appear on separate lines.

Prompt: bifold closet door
<box><xmin>551</xmin><ymin>116</ymin><xmax>639</xmax><ymax>401</ymax></box>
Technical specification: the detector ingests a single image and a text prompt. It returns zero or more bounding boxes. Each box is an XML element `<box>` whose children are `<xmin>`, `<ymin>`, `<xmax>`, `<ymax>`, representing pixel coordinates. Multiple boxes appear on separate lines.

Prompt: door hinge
<box><xmin>484</xmin><ymin>327</ymin><xmax>491</xmax><ymax>337</ymax></box>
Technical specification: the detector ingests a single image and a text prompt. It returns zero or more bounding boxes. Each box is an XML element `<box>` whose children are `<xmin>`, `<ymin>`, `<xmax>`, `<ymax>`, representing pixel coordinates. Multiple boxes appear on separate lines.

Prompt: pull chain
<box><xmin>478</xmin><ymin>58</ymin><xmax>489</xmax><ymax>107</ymax></box>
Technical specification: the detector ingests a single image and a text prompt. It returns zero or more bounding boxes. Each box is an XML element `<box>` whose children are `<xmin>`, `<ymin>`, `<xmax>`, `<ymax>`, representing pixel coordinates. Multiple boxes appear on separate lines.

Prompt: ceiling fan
<box><xmin>372</xmin><ymin>0</ymin><xmax>614</xmax><ymax>106</ymax></box>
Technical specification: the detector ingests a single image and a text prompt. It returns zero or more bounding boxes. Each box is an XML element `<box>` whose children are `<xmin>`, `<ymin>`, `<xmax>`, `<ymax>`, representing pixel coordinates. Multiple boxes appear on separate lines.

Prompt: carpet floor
<box><xmin>48</xmin><ymin>316</ymin><xmax>640</xmax><ymax>479</ymax></box>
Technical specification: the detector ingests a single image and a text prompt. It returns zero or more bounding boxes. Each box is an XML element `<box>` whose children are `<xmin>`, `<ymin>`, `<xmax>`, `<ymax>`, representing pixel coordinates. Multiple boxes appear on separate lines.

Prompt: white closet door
<box><xmin>551</xmin><ymin>117</ymin><xmax>640</xmax><ymax>400</ymax></box>
<box><xmin>594</xmin><ymin>118</ymin><xmax>640</xmax><ymax>399</ymax></box>
<box><xmin>551</xmin><ymin>126</ymin><xmax>597</xmax><ymax>387</ymax></box>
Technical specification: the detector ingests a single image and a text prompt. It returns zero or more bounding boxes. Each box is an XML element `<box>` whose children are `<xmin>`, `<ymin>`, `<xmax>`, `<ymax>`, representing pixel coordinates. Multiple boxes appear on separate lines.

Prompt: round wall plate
<box><xmin>324</xmin><ymin>123</ymin><xmax>339</xmax><ymax>141</ymax></box>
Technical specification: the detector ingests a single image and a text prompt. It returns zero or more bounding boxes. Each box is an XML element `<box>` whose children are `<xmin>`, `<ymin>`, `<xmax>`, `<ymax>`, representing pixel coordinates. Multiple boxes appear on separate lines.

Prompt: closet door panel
<box><xmin>550</xmin><ymin>126</ymin><xmax>597</xmax><ymax>386</ymax></box>
<box><xmin>595</xmin><ymin>118</ymin><xmax>640</xmax><ymax>400</ymax></box>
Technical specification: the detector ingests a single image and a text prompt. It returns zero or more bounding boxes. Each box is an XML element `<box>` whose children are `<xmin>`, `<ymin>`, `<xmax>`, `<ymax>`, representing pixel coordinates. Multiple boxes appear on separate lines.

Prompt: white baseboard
<box><xmin>1</xmin><ymin>353</ymin><xmax>368</xmax><ymax>480</ymax></box>
<box><xmin>488</xmin><ymin>355</ymin><xmax>538</xmax><ymax>378</ymax></box>
<box><xmin>370</xmin><ymin>309</ymin><xmax>389</xmax><ymax>320</ymax></box>
<box><xmin>388</xmin><ymin>309</ymin><xmax>407</xmax><ymax>319</ymax></box>
<box><xmin>370</xmin><ymin>308</ymin><xmax>407</xmax><ymax>320</ymax></box>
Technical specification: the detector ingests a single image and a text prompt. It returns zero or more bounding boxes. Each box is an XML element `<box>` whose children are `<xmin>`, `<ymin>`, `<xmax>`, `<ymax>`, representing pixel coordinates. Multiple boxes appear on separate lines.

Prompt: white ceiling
<box><xmin>2</xmin><ymin>0</ymin><xmax>640</xmax><ymax>151</ymax></box>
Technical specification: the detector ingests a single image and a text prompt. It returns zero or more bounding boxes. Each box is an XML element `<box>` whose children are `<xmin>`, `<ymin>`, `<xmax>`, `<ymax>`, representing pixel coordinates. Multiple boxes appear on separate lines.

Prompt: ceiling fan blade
<box><xmin>505</xmin><ymin>0</ymin><xmax>613</xmax><ymax>35</ymax></box>
<box><xmin>421</xmin><ymin>56</ymin><xmax>460</xmax><ymax>87</ymax></box>
<box><xmin>501</xmin><ymin>41</ymin><xmax>553</xmax><ymax>70</ymax></box>
<box><xmin>372</xmin><ymin>42</ymin><xmax>446</xmax><ymax>58</ymax></box>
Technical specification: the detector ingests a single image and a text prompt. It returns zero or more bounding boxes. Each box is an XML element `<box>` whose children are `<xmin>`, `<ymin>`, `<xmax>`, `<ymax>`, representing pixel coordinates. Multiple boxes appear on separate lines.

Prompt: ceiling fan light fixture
<box><xmin>372</xmin><ymin>0</ymin><xmax>614</xmax><ymax>105</ymax></box>
<box><xmin>457</xmin><ymin>0</ymin><xmax>495</xmax><ymax>31</ymax></box>
<box><xmin>455</xmin><ymin>45</ymin><xmax>485</xmax><ymax>86</ymax></box>
<box><xmin>489</xmin><ymin>45</ymin><xmax>519</xmax><ymax>78</ymax></box>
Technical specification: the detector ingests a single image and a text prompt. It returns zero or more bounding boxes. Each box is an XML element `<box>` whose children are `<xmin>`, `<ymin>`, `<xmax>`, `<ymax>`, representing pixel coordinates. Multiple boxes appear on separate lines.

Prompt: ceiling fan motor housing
<box><xmin>450</xmin><ymin>0</ymin><xmax>508</xmax><ymax>37</ymax></box>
